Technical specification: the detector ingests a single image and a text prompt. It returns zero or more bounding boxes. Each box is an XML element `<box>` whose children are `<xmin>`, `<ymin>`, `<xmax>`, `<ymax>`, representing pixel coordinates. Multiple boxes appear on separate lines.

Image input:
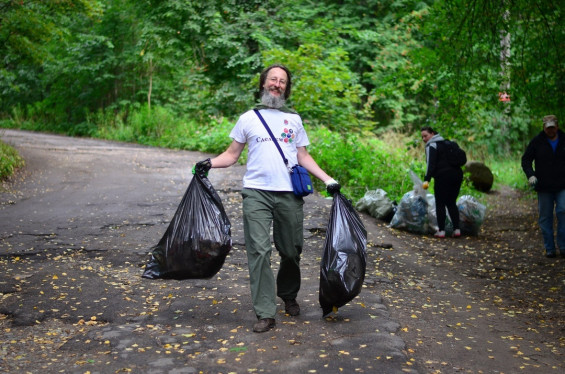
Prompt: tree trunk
<box><xmin>499</xmin><ymin>8</ymin><xmax>511</xmax><ymax>153</ymax></box>
<box><xmin>147</xmin><ymin>57</ymin><xmax>153</xmax><ymax>111</ymax></box>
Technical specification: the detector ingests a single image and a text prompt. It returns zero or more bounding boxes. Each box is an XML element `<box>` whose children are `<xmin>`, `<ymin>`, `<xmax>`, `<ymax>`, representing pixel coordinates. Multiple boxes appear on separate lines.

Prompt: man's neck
<box><xmin>254</xmin><ymin>103</ymin><xmax>296</xmax><ymax>114</ymax></box>
<box><xmin>546</xmin><ymin>131</ymin><xmax>558</xmax><ymax>141</ymax></box>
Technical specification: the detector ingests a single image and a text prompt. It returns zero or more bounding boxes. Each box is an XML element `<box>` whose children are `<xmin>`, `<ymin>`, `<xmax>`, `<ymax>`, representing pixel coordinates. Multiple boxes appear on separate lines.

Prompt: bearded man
<box><xmin>193</xmin><ymin>64</ymin><xmax>341</xmax><ymax>332</ymax></box>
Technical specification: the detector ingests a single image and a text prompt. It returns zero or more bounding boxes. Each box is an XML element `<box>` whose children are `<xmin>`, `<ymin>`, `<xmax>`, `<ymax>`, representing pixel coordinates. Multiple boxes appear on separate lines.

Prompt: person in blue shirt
<box><xmin>521</xmin><ymin>115</ymin><xmax>565</xmax><ymax>258</ymax></box>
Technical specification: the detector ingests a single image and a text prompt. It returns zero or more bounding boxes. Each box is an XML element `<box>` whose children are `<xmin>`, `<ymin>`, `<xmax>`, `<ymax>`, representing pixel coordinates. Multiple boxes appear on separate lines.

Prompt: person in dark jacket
<box><xmin>521</xmin><ymin>115</ymin><xmax>565</xmax><ymax>258</ymax></box>
<box><xmin>421</xmin><ymin>126</ymin><xmax>463</xmax><ymax>238</ymax></box>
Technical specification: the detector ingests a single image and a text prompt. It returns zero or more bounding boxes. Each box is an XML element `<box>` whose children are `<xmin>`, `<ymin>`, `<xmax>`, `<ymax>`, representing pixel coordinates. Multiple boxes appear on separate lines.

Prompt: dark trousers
<box><xmin>241</xmin><ymin>188</ymin><xmax>304</xmax><ymax>319</ymax></box>
<box><xmin>434</xmin><ymin>169</ymin><xmax>463</xmax><ymax>231</ymax></box>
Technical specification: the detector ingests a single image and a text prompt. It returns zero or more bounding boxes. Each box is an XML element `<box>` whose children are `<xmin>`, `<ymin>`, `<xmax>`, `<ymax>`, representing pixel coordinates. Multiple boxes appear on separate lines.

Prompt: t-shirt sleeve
<box><xmin>229</xmin><ymin>112</ymin><xmax>252</xmax><ymax>144</ymax></box>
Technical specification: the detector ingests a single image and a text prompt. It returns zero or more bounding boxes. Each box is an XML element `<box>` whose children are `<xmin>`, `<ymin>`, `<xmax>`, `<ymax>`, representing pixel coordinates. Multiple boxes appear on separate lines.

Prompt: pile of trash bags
<box><xmin>356</xmin><ymin>171</ymin><xmax>487</xmax><ymax>236</ymax></box>
<box><xmin>142</xmin><ymin>173</ymin><xmax>232</xmax><ymax>280</ymax></box>
<box><xmin>389</xmin><ymin>191</ymin><xmax>486</xmax><ymax>236</ymax></box>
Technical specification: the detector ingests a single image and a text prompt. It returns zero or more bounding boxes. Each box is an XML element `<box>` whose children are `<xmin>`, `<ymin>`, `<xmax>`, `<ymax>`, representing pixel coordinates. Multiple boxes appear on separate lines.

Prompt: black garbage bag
<box><xmin>319</xmin><ymin>193</ymin><xmax>367</xmax><ymax>317</ymax></box>
<box><xmin>142</xmin><ymin>173</ymin><xmax>232</xmax><ymax>280</ymax></box>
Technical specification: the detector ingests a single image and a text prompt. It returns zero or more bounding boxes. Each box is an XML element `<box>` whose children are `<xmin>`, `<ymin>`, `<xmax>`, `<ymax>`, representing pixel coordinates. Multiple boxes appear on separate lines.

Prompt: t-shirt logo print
<box><xmin>281</xmin><ymin>128</ymin><xmax>295</xmax><ymax>143</ymax></box>
<box><xmin>281</xmin><ymin>119</ymin><xmax>295</xmax><ymax>143</ymax></box>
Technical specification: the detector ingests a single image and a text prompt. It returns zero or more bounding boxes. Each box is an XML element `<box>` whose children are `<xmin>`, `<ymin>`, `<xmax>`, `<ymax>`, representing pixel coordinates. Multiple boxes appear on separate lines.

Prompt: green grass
<box><xmin>487</xmin><ymin>157</ymin><xmax>528</xmax><ymax>190</ymax></box>
<box><xmin>0</xmin><ymin>137</ymin><xmax>25</xmax><ymax>180</ymax></box>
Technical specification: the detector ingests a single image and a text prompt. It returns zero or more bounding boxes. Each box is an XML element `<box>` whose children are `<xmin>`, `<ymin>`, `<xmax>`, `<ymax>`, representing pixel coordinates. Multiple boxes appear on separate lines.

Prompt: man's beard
<box><xmin>261</xmin><ymin>89</ymin><xmax>286</xmax><ymax>108</ymax></box>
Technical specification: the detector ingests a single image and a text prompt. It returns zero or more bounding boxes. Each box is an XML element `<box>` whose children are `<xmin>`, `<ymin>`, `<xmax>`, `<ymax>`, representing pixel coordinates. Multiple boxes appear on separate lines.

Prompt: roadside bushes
<box><xmin>0</xmin><ymin>104</ymin><xmax>487</xmax><ymax>203</ymax></box>
<box><xmin>306</xmin><ymin>127</ymin><xmax>426</xmax><ymax>202</ymax></box>
<box><xmin>91</xmin><ymin>105</ymin><xmax>233</xmax><ymax>154</ymax></box>
<box><xmin>0</xmin><ymin>140</ymin><xmax>24</xmax><ymax>180</ymax></box>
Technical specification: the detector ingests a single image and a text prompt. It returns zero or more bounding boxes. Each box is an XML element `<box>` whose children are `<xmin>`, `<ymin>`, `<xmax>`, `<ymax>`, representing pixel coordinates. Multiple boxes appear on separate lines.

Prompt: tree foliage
<box><xmin>0</xmin><ymin>1</ymin><xmax>103</xmax><ymax>108</ymax></box>
<box><xmin>417</xmin><ymin>0</ymin><xmax>564</xmax><ymax>151</ymax></box>
<box><xmin>0</xmin><ymin>0</ymin><xmax>562</xmax><ymax>154</ymax></box>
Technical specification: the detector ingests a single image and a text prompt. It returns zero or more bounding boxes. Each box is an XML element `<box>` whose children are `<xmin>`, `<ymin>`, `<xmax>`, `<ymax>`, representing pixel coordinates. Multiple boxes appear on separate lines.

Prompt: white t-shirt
<box><xmin>230</xmin><ymin>108</ymin><xmax>310</xmax><ymax>191</ymax></box>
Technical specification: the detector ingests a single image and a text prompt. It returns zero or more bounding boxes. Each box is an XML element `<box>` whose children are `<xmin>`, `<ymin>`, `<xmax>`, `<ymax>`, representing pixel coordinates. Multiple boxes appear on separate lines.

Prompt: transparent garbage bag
<box><xmin>319</xmin><ymin>193</ymin><xmax>367</xmax><ymax>317</ymax></box>
<box><xmin>409</xmin><ymin>170</ymin><xmax>427</xmax><ymax>199</ymax></box>
<box><xmin>354</xmin><ymin>188</ymin><xmax>395</xmax><ymax>221</ymax></box>
<box><xmin>388</xmin><ymin>170</ymin><xmax>432</xmax><ymax>234</ymax></box>
<box><xmin>389</xmin><ymin>190</ymin><xmax>429</xmax><ymax>234</ymax></box>
<box><xmin>142</xmin><ymin>173</ymin><xmax>232</xmax><ymax>280</ymax></box>
<box><xmin>457</xmin><ymin>195</ymin><xmax>486</xmax><ymax>236</ymax></box>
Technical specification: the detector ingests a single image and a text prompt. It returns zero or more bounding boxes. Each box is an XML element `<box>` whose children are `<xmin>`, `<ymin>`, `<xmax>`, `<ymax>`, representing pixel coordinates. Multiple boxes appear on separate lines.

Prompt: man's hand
<box><xmin>325</xmin><ymin>178</ymin><xmax>341</xmax><ymax>196</ymax></box>
<box><xmin>192</xmin><ymin>158</ymin><xmax>212</xmax><ymax>176</ymax></box>
<box><xmin>422</xmin><ymin>181</ymin><xmax>429</xmax><ymax>190</ymax></box>
<box><xmin>528</xmin><ymin>176</ymin><xmax>538</xmax><ymax>187</ymax></box>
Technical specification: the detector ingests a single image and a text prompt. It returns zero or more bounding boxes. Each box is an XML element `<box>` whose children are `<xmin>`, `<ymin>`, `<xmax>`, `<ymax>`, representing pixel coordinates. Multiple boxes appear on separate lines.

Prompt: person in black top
<box><xmin>521</xmin><ymin>115</ymin><xmax>565</xmax><ymax>258</ymax></box>
<box><xmin>420</xmin><ymin>126</ymin><xmax>463</xmax><ymax>238</ymax></box>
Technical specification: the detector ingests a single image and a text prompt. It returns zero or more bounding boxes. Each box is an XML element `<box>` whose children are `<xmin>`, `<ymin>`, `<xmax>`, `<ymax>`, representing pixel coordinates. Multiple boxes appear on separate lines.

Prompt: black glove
<box><xmin>193</xmin><ymin>158</ymin><xmax>212</xmax><ymax>176</ymax></box>
<box><xmin>326</xmin><ymin>182</ymin><xmax>341</xmax><ymax>196</ymax></box>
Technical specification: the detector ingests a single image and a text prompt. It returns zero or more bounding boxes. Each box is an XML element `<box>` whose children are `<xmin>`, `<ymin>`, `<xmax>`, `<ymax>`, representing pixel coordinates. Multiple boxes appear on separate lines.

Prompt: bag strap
<box><xmin>253</xmin><ymin>109</ymin><xmax>290</xmax><ymax>169</ymax></box>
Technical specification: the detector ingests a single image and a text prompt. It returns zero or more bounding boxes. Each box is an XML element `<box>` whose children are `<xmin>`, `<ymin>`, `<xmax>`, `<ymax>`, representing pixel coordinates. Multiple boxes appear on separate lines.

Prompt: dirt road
<box><xmin>1</xmin><ymin>129</ymin><xmax>563</xmax><ymax>373</ymax></box>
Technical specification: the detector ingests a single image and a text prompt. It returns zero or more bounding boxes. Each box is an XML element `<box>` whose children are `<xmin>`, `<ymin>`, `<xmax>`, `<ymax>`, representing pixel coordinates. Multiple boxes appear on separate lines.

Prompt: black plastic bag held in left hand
<box><xmin>142</xmin><ymin>172</ymin><xmax>232</xmax><ymax>280</ymax></box>
<box><xmin>193</xmin><ymin>158</ymin><xmax>212</xmax><ymax>177</ymax></box>
<box><xmin>319</xmin><ymin>192</ymin><xmax>367</xmax><ymax>317</ymax></box>
<box><xmin>326</xmin><ymin>182</ymin><xmax>341</xmax><ymax>196</ymax></box>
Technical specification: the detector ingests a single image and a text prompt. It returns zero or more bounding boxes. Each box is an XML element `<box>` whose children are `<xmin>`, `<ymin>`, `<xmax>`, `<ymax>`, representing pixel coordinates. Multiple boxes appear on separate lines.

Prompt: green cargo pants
<box><xmin>241</xmin><ymin>188</ymin><xmax>304</xmax><ymax>319</ymax></box>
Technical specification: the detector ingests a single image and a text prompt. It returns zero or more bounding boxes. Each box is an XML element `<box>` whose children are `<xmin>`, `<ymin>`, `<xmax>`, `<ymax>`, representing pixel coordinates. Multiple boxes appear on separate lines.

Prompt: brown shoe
<box><xmin>253</xmin><ymin>318</ymin><xmax>276</xmax><ymax>333</ymax></box>
<box><xmin>283</xmin><ymin>298</ymin><xmax>300</xmax><ymax>316</ymax></box>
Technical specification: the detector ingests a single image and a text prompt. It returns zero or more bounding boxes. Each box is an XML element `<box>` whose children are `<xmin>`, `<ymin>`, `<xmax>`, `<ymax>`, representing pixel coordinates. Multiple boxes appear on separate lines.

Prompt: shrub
<box><xmin>307</xmin><ymin>127</ymin><xmax>424</xmax><ymax>202</ymax></box>
<box><xmin>0</xmin><ymin>139</ymin><xmax>25</xmax><ymax>180</ymax></box>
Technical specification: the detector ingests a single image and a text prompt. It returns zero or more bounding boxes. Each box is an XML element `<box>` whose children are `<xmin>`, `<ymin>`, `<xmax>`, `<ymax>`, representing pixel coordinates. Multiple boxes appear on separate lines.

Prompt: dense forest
<box><xmin>1</xmin><ymin>1</ymin><xmax>563</xmax><ymax>199</ymax></box>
